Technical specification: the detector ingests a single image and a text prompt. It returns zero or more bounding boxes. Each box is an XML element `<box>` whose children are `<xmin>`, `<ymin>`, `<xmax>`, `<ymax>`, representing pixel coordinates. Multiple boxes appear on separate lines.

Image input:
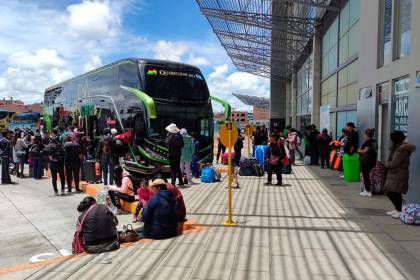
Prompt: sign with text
<box><xmin>394</xmin><ymin>96</ymin><xmax>408</xmax><ymax>134</ymax></box>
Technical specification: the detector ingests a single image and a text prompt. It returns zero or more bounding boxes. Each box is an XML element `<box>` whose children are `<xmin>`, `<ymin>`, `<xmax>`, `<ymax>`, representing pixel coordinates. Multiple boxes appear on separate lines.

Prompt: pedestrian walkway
<box><xmin>2</xmin><ymin>164</ymin><xmax>420</xmax><ymax>280</ymax></box>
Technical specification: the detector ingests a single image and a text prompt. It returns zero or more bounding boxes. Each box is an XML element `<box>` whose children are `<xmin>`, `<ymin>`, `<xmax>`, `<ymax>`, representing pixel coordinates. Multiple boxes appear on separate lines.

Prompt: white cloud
<box><xmin>187</xmin><ymin>55</ymin><xmax>210</xmax><ymax>66</ymax></box>
<box><xmin>152</xmin><ymin>40</ymin><xmax>189</xmax><ymax>62</ymax></box>
<box><xmin>0</xmin><ymin>49</ymin><xmax>73</xmax><ymax>102</ymax></box>
<box><xmin>151</xmin><ymin>39</ymin><xmax>229</xmax><ymax>67</ymax></box>
<box><xmin>206</xmin><ymin>64</ymin><xmax>270</xmax><ymax>112</ymax></box>
<box><xmin>83</xmin><ymin>55</ymin><xmax>103</xmax><ymax>72</ymax></box>
<box><xmin>67</xmin><ymin>1</ymin><xmax>120</xmax><ymax>40</ymax></box>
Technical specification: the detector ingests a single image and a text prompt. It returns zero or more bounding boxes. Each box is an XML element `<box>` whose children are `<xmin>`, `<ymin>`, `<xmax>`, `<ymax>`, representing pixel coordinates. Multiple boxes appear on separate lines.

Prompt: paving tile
<box><xmin>205</xmin><ymin>231</ymin><xmax>240</xmax><ymax>253</ymax></box>
<box><xmin>164</xmin><ymin>243</ymin><xmax>206</xmax><ymax>268</ymax></box>
<box><xmin>233</xmin><ymin>246</ymin><xmax>270</xmax><ymax>272</ymax></box>
<box><xmin>113</xmin><ymin>249</ymin><xmax>165</xmax><ymax>276</ymax></box>
<box><xmin>230</xmin><ymin>270</ymin><xmax>270</xmax><ymax>280</ymax></box>
<box><xmin>26</xmin><ymin>271</ymin><xmax>72</xmax><ymax>280</ymax></box>
<box><xmin>379</xmin><ymin>224</ymin><xmax>420</xmax><ymax>241</ymax></box>
<box><xmin>191</xmin><ymin>252</ymin><xmax>235</xmax><ymax>280</ymax></box>
<box><xmin>149</xmin><ymin>266</ymin><xmax>192</xmax><ymax>280</ymax></box>
<box><xmin>399</xmin><ymin>241</ymin><xmax>420</xmax><ymax>262</ymax></box>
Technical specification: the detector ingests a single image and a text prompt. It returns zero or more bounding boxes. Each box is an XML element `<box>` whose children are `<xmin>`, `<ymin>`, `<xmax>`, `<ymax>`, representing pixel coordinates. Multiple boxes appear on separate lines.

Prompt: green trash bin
<box><xmin>343</xmin><ymin>154</ymin><xmax>360</xmax><ymax>182</ymax></box>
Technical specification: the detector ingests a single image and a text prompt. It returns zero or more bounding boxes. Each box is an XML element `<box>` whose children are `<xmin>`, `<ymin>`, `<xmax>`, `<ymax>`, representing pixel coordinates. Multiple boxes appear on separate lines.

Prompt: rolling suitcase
<box><xmin>83</xmin><ymin>160</ymin><xmax>97</xmax><ymax>183</ymax></box>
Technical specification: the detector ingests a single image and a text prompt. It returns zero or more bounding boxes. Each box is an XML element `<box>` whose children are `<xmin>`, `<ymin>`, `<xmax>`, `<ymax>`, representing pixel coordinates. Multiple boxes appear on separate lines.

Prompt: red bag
<box><xmin>221</xmin><ymin>152</ymin><xmax>235</xmax><ymax>165</ymax></box>
<box><xmin>72</xmin><ymin>205</ymin><xmax>95</xmax><ymax>254</ymax></box>
<box><xmin>329</xmin><ymin>150</ymin><xmax>337</xmax><ymax>165</ymax></box>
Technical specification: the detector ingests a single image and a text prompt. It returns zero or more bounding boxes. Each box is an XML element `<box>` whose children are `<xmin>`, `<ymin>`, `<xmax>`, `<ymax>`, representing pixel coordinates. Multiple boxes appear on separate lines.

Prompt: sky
<box><xmin>0</xmin><ymin>0</ymin><xmax>270</xmax><ymax>111</ymax></box>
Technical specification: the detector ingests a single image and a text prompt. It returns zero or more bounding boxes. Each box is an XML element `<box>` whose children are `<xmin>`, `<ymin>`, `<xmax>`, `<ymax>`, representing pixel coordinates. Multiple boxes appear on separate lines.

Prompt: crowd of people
<box><xmin>0</xmin><ymin>120</ymin><xmax>416</xmax><ymax>254</ymax></box>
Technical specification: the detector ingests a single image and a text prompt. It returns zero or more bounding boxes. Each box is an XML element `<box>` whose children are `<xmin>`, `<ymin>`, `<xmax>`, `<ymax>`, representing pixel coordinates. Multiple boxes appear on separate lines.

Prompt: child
<box><xmin>133</xmin><ymin>179</ymin><xmax>152</xmax><ymax>223</ymax></box>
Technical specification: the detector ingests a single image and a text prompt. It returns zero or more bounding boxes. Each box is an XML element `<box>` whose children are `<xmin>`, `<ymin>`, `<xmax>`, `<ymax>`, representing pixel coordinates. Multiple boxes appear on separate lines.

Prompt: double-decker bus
<box><xmin>0</xmin><ymin>109</ymin><xmax>9</xmax><ymax>130</ymax></box>
<box><xmin>44</xmin><ymin>58</ymin><xmax>230</xmax><ymax>176</ymax></box>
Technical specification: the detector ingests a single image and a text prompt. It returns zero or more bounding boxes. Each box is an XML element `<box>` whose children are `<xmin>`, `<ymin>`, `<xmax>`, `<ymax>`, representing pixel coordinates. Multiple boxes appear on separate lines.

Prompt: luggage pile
<box><xmin>238</xmin><ymin>156</ymin><xmax>264</xmax><ymax>177</ymax></box>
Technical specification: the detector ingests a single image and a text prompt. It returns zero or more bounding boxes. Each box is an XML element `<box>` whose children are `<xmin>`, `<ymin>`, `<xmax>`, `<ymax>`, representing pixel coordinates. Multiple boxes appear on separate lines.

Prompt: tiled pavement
<box><xmin>3</xmin><ymin>163</ymin><xmax>420</xmax><ymax>280</ymax></box>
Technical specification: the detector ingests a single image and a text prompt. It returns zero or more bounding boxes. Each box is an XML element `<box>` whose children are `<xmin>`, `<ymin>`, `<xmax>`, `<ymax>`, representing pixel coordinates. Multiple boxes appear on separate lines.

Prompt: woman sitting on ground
<box><xmin>76</xmin><ymin>196</ymin><xmax>119</xmax><ymax>254</ymax></box>
<box><xmin>140</xmin><ymin>179</ymin><xmax>178</xmax><ymax>239</ymax></box>
<box><xmin>153</xmin><ymin>174</ymin><xmax>187</xmax><ymax>222</ymax></box>
<box><xmin>108</xmin><ymin>166</ymin><xmax>135</xmax><ymax>214</ymax></box>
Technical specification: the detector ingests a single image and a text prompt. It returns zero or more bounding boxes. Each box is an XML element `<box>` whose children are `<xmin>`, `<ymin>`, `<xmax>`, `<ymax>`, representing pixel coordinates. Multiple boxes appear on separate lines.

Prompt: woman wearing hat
<box><xmin>140</xmin><ymin>179</ymin><xmax>178</xmax><ymax>239</ymax></box>
<box><xmin>165</xmin><ymin>123</ymin><xmax>184</xmax><ymax>186</ymax></box>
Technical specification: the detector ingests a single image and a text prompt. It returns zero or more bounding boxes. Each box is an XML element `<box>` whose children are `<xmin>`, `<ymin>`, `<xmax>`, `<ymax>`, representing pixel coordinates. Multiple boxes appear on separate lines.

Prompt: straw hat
<box><xmin>166</xmin><ymin>123</ymin><xmax>180</xmax><ymax>134</ymax></box>
<box><xmin>149</xmin><ymin>179</ymin><xmax>167</xmax><ymax>188</ymax></box>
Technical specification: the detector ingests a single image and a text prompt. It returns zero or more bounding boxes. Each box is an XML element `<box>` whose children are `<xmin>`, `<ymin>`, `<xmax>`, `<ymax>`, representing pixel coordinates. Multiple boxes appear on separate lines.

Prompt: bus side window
<box><xmin>119</xmin><ymin>63</ymin><xmax>140</xmax><ymax>88</ymax></box>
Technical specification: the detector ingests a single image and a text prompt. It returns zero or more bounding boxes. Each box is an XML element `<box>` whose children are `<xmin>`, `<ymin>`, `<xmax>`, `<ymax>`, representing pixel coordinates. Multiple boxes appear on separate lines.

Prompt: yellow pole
<box><xmin>223</xmin><ymin>122</ymin><xmax>236</xmax><ymax>226</ymax></box>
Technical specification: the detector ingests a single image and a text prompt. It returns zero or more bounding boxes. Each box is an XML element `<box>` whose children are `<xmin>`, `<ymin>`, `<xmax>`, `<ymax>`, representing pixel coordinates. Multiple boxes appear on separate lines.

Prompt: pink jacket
<box><xmin>108</xmin><ymin>171</ymin><xmax>135</xmax><ymax>197</ymax></box>
<box><xmin>166</xmin><ymin>183</ymin><xmax>182</xmax><ymax>200</ymax></box>
<box><xmin>137</xmin><ymin>186</ymin><xmax>152</xmax><ymax>206</ymax></box>
<box><xmin>286</xmin><ymin>132</ymin><xmax>297</xmax><ymax>150</ymax></box>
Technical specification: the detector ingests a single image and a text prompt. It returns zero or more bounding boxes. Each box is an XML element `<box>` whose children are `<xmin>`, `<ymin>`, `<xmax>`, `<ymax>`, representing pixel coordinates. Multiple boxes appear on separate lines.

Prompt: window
<box><xmin>378</xmin><ymin>82</ymin><xmax>390</xmax><ymax>104</ymax></box>
<box><xmin>321</xmin><ymin>74</ymin><xmax>337</xmax><ymax>107</ymax></box>
<box><xmin>378</xmin><ymin>0</ymin><xmax>392</xmax><ymax>66</ymax></box>
<box><xmin>339</xmin><ymin>0</ymin><xmax>359</xmax><ymax>65</ymax></box>
<box><xmin>336</xmin><ymin>110</ymin><xmax>357</xmax><ymax>137</ymax></box>
<box><xmin>322</xmin><ymin>18</ymin><xmax>339</xmax><ymax>77</ymax></box>
<box><xmin>296</xmin><ymin>54</ymin><xmax>313</xmax><ymax>116</ymax></box>
<box><xmin>337</xmin><ymin>61</ymin><xmax>358</xmax><ymax>106</ymax></box>
<box><xmin>395</xmin><ymin>0</ymin><xmax>411</xmax><ymax>59</ymax></box>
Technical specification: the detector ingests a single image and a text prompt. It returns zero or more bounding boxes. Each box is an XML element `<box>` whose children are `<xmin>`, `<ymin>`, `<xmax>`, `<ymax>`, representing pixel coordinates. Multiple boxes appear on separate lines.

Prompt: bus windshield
<box><xmin>144</xmin><ymin>65</ymin><xmax>209</xmax><ymax>101</ymax></box>
<box><xmin>150</xmin><ymin>103</ymin><xmax>213</xmax><ymax>143</ymax></box>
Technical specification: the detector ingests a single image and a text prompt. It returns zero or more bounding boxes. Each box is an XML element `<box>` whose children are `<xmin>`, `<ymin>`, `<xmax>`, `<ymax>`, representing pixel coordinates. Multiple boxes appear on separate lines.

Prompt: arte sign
<box><xmin>394</xmin><ymin>96</ymin><xmax>408</xmax><ymax>133</ymax></box>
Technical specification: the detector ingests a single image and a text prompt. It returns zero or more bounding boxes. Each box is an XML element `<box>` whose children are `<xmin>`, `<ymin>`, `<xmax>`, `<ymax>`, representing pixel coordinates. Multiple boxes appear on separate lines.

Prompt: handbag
<box><xmin>72</xmin><ymin>205</ymin><xmax>95</xmax><ymax>254</ymax></box>
<box><xmin>269</xmin><ymin>155</ymin><xmax>280</xmax><ymax>165</ymax></box>
<box><xmin>118</xmin><ymin>224</ymin><xmax>140</xmax><ymax>243</ymax></box>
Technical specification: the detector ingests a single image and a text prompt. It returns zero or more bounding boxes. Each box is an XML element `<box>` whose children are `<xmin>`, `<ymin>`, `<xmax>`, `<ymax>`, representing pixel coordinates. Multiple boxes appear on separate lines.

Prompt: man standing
<box><xmin>64</xmin><ymin>136</ymin><xmax>82</xmax><ymax>192</ymax></box>
<box><xmin>0</xmin><ymin>130</ymin><xmax>14</xmax><ymax>184</ymax></box>
<box><xmin>166</xmin><ymin>123</ymin><xmax>184</xmax><ymax>186</ymax></box>
<box><xmin>344</xmin><ymin>122</ymin><xmax>359</xmax><ymax>156</ymax></box>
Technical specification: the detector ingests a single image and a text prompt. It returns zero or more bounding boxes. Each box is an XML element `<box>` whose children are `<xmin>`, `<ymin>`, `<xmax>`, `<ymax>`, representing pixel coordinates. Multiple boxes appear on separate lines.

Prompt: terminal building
<box><xmin>198</xmin><ymin>0</ymin><xmax>420</xmax><ymax>202</ymax></box>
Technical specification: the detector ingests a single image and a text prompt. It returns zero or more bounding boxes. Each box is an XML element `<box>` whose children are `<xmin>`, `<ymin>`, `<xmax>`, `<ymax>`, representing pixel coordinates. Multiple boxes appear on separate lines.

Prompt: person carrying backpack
<box><xmin>265</xmin><ymin>133</ymin><xmax>286</xmax><ymax>186</ymax></box>
<box><xmin>180</xmin><ymin>129</ymin><xmax>194</xmax><ymax>184</ymax></box>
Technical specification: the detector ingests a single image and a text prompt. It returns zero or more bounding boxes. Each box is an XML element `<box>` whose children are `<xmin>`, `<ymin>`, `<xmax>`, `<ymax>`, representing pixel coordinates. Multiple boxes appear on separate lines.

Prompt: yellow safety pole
<box><xmin>223</xmin><ymin>122</ymin><xmax>236</xmax><ymax>226</ymax></box>
<box><xmin>247</xmin><ymin>129</ymin><xmax>250</xmax><ymax>157</ymax></box>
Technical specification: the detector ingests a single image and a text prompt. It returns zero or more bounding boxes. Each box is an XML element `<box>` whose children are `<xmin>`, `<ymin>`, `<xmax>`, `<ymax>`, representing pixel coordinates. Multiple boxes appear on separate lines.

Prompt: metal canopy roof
<box><xmin>197</xmin><ymin>0</ymin><xmax>334</xmax><ymax>80</ymax></box>
<box><xmin>232</xmin><ymin>93</ymin><xmax>270</xmax><ymax>108</ymax></box>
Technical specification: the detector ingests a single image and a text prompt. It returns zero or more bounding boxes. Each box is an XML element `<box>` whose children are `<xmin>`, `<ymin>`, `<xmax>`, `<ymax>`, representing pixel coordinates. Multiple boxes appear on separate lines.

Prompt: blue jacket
<box><xmin>140</xmin><ymin>190</ymin><xmax>178</xmax><ymax>239</ymax></box>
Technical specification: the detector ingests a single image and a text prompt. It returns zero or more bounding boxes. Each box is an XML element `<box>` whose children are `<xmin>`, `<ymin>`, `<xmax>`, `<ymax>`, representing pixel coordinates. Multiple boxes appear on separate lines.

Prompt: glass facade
<box><xmin>396</xmin><ymin>0</ymin><xmax>411</xmax><ymax>58</ymax></box>
<box><xmin>379</xmin><ymin>0</ymin><xmax>392</xmax><ymax>66</ymax></box>
<box><xmin>296</xmin><ymin>55</ymin><xmax>313</xmax><ymax>116</ymax></box>
<box><xmin>337</xmin><ymin>61</ymin><xmax>358</xmax><ymax>106</ymax></box>
<box><xmin>336</xmin><ymin>110</ymin><xmax>357</xmax><ymax>138</ymax></box>
<box><xmin>322</xmin><ymin>18</ymin><xmax>338</xmax><ymax>78</ymax></box>
<box><xmin>339</xmin><ymin>0</ymin><xmax>359</xmax><ymax>65</ymax></box>
<box><xmin>321</xmin><ymin>74</ymin><xmax>337</xmax><ymax>107</ymax></box>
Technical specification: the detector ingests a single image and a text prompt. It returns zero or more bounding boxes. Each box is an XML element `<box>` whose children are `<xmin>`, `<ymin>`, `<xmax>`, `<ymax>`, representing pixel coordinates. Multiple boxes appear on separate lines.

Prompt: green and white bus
<box><xmin>44</xmin><ymin>58</ymin><xmax>230</xmax><ymax>176</ymax></box>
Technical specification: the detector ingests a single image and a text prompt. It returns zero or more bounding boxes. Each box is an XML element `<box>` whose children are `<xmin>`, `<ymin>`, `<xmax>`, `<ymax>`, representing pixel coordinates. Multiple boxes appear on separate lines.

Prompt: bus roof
<box><xmin>44</xmin><ymin>58</ymin><xmax>201</xmax><ymax>92</ymax></box>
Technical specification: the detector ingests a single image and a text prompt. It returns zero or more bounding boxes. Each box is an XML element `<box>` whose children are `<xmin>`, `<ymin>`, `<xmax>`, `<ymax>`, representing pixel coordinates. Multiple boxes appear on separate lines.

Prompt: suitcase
<box><xmin>239</xmin><ymin>157</ymin><xmax>258</xmax><ymax>168</ymax></box>
<box><xmin>255</xmin><ymin>145</ymin><xmax>268</xmax><ymax>171</ymax></box>
<box><xmin>83</xmin><ymin>160</ymin><xmax>97</xmax><ymax>183</ymax></box>
<box><xmin>239</xmin><ymin>166</ymin><xmax>254</xmax><ymax>176</ymax></box>
<box><xmin>221</xmin><ymin>152</ymin><xmax>235</xmax><ymax>165</ymax></box>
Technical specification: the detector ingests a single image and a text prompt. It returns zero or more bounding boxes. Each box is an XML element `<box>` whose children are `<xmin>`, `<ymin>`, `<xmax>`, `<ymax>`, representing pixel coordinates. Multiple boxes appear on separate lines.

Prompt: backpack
<box><xmin>201</xmin><ymin>166</ymin><xmax>217</xmax><ymax>183</ymax></box>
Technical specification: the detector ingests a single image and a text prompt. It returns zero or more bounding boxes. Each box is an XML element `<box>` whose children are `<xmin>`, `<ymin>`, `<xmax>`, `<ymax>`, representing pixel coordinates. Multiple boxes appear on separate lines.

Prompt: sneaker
<box><xmin>339</xmin><ymin>174</ymin><xmax>345</xmax><ymax>179</ymax></box>
<box><xmin>365</xmin><ymin>191</ymin><xmax>373</xmax><ymax>197</ymax></box>
<box><xmin>61</xmin><ymin>191</ymin><xmax>66</xmax><ymax>196</ymax></box>
<box><xmin>359</xmin><ymin>191</ymin><xmax>367</xmax><ymax>197</ymax></box>
<box><xmin>386</xmin><ymin>210</ymin><xmax>397</xmax><ymax>216</ymax></box>
<box><xmin>391</xmin><ymin>211</ymin><xmax>401</xmax><ymax>219</ymax></box>
<box><xmin>54</xmin><ymin>191</ymin><xmax>59</xmax><ymax>196</ymax></box>
<box><xmin>264</xmin><ymin>182</ymin><xmax>272</xmax><ymax>186</ymax></box>
<box><xmin>275</xmin><ymin>182</ymin><xmax>283</xmax><ymax>186</ymax></box>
